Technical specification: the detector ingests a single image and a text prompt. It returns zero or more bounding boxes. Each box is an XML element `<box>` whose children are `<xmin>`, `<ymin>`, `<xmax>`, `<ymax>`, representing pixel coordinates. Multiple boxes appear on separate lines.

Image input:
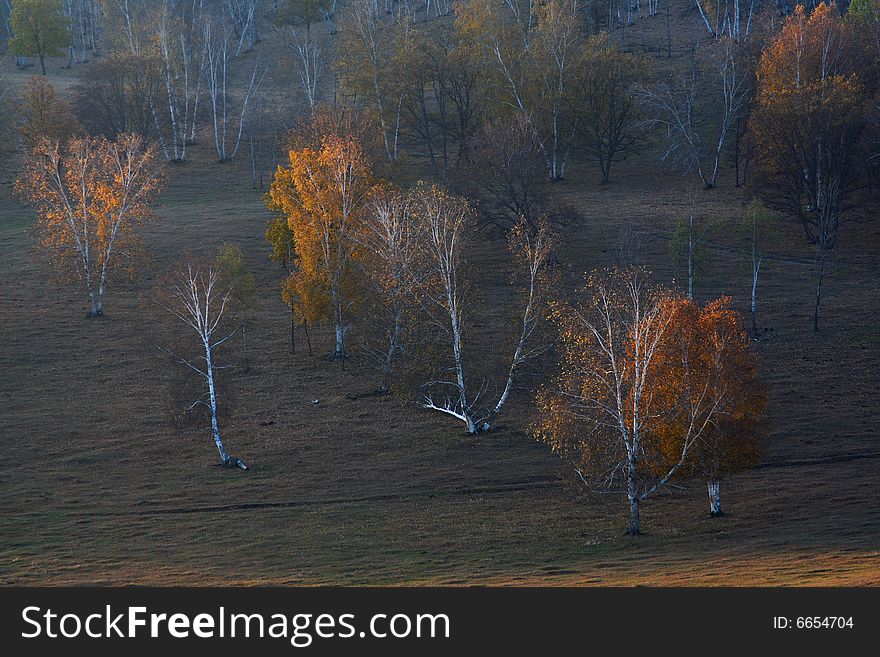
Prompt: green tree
<box><xmin>9</xmin><ymin>0</ymin><xmax>71</xmax><ymax>75</ymax></box>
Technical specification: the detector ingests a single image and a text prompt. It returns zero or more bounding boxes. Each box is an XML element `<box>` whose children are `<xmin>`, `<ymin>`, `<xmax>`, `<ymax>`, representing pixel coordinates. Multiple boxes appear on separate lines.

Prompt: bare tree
<box><xmin>153</xmin><ymin>1</ymin><xmax>206</xmax><ymax>162</ymax></box>
<box><xmin>343</xmin><ymin>0</ymin><xmax>403</xmax><ymax>160</ymax></box>
<box><xmin>203</xmin><ymin>14</ymin><xmax>265</xmax><ymax>162</ymax></box>
<box><xmin>419</xmin><ymin>185</ymin><xmax>554</xmax><ymax>433</ymax></box>
<box><xmin>159</xmin><ymin>262</ymin><xmax>248</xmax><ymax>470</ymax></box>
<box><xmin>360</xmin><ymin>188</ymin><xmax>426</xmax><ymax>393</ymax></box>
<box><xmin>458</xmin><ymin>115</ymin><xmax>549</xmax><ymax>234</ymax></box>
<box><xmin>225</xmin><ymin>0</ymin><xmax>259</xmax><ymax>55</ymax></box>
<box><xmin>641</xmin><ymin>38</ymin><xmax>750</xmax><ymax>189</ymax></box>
<box><xmin>288</xmin><ymin>24</ymin><xmax>322</xmax><ymax>112</ymax></box>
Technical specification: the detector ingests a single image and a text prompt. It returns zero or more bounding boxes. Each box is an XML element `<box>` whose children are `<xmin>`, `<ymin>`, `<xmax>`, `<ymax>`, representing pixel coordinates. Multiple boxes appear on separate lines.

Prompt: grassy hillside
<box><xmin>1</xmin><ymin>4</ymin><xmax>878</xmax><ymax>586</ymax></box>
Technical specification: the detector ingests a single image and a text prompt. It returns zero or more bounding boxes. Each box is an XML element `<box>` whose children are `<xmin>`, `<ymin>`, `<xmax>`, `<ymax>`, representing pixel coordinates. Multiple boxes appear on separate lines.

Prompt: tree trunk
<box><xmin>303</xmin><ymin>319</ymin><xmax>312</xmax><ymax>356</ymax></box>
<box><xmin>627</xmin><ymin>459</ymin><xmax>640</xmax><ymax>535</ymax></box>
<box><xmin>751</xmin><ymin>264</ymin><xmax>759</xmax><ymax>337</ymax></box>
<box><xmin>204</xmin><ymin>343</ymin><xmax>230</xmax><ymax>463</ymax></box>
<box><xmin>334</xmin><ymin>323</ymin><xmax>345</xmax><ymax>358</ymax></box>
<box><xmin>707</xmin><ymin>479</ymin><xmax>722</xmax><ymax>516</ymax></box>
<box><xmin>814</xmin><ymin>248</ymin><xmax>826</xmax><ymax>332</ymax></box>
<box><xmin>290</xmin><ymin>311</ymin><xmax>296</xmax><ymax>354</ymax></box>
<box><xmin>628</xmin><ymin>495</ymin><xmax>640</xmax><ymax>535</ymax></box>
<box><xmin>39</xmin><ymin>52</ymin><xmax>47</xmax><ymax>75</ymax></box>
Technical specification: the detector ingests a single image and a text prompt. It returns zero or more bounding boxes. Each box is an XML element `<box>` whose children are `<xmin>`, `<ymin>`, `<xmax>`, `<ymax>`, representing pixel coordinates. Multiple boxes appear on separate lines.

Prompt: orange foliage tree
<box><xmin>267</xmin><ymin>128</ymin><xmax>375</xmax><ymax>358</ymax></box>
<box><xmin>16</xmin><ymin>133</ymin><xmax>163</xmax><ymax>317</ymax></box>
<box><xmin>534</xmin><ymin>270</ymin><xmax>765</xmax><ymax>534</ymax></box>
<box><xmin>651</xmin><ymin>297</ymin><xmax>766</xmax><ymax>517</ymax></box>
<box><xmin>749</xmin><ymin>3</ymin><xmax>873</xmax><ymax>330</ymax></box>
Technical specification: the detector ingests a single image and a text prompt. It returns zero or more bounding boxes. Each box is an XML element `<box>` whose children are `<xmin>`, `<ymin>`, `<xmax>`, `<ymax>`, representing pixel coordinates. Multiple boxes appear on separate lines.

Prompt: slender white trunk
<box><xmin>204</xmin><ymin>337</ymin><xmax>230</xmax><ymax>463</ymax></box>
<box><xmin>627</xmin><ymin>454</ymin><xmax>640</xmax><ymax>535</ymax></box>
<box><xmin>708</xmin><ymin>479</ymin><xmax>722</xmax><ymax>516</ymax></box>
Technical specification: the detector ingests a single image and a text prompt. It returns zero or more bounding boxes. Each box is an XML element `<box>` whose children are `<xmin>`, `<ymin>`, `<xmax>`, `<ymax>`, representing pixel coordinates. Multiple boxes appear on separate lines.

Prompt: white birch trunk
<box><xmin>708</xmin><ymin>479</ymin><xmax>722</xmax><ymax>516</ymax></box>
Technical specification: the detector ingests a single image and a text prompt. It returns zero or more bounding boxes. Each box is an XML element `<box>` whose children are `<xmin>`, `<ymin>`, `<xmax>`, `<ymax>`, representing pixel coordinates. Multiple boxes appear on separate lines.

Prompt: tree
<box><xmin>61</xmin><ymin>0</ymin><xmax>101</xmax><ymax>66</ymax></box>
<box><xmin>203</xmin><ymin>13</ymin><xmax>265</xmax><ymax>162</ymax></box>
<box><xmin>420</xmin><ymin>185</ymin><xmax>554</xmax><ymax>434</ymax></box>
<box><xmin>534</xmin><ymin>269</ymin><xmax>729</xmax><ymax>535</ymax></box>
<box><xmin>267</xmin><ymin>127</ymin><xmax>374</xmax><ymax>358</ymax></box>
<box><xmin>215</xmin><ymin>243</ymin><xmax>258</xmax><ymax>371</ymax></box>
<box><xmin>572</xmin><ymin>36</ymin><xmax>650</xmax><ymax>184</ymax></box>
<box><xmin>18</xmin><ymin>75</ymin><xmax>78</xmax><ymax>148</ymax></box>
<box><xmin>0</xmin><ymin>75</ymin><xmax>14</xmax><ymax>159</ymax></box>
<box><xmin>157</xmin><ymin>260</ymin><xmax>248</xmax><ymax>470</ymax></box>
<box><xmin>651</xmin><ymin>296</ymin><xmax>766</xmax><ymax>516</ymax></box>
<box><xmin>341</xmin><ymin>0</ymin><xmax>402</xmax><ymax>161</ymax></box>
<box><xmin>750</xmin><ymin>3</ymin><xmax>872</xmax><ymax>330</ymax></box>
<box><xmin>151</xmin><ymin>1</ymin><xmax>205</xmax><ymax>162</ymax></box>
<box><xmin>692</xmin><ymin>0</ymin><xmax>758</xmax><ymax>39</ymax></box>
<box><xmin>264</xmin><ymin>215</ymin><xmax>306</xmax><ymax>354</ymax></box>
<box><xmin>359</xmin><ymin>186</ymin><xmax>427</xmax><ymax>393</ymax></box>
<box><xmin>9</xmin><ymin>0</ymin><xmax>71</xmax><ymax>75</ymax></box>
<box><xmin>287</xmin><ymin>23</ymin><xmax>323</xmax><ymax>112</ymax></box>
<box><xmin>457</xmin><ymin>115</ymin><xmax>550</xmax><ymax>234</ymax></box>
<box><xmin>15</xmin><ymin>133</ymin><xmax>163</xmax><ymax>317</ymax></box>
<box><xmin>668</xmin><ymin>210</ymin><xmax>718</xmax><ymax>301</ymax></box>
<box><xmin>641</xmin><ymin>37</ymin><xmax>752</xmax><ymax>189</ymax></box>
<box><xmin>71</xmin><ymin>51</ymin><xmax>158</xmax><ymax>140</ymax></box>
<box><xmin>394</xmin><ymin>17</ymin><xmax>482</xmax><ymax>173</ymax></box>
<box><xmin>738</xmin><ymin>198</ymin><xmax>779</xmax><ymax>337</ymax></box>
<box><xmin>457</xmin><ymin>0</ymin><xmax>584</xmax><ymax>181</ymax></box>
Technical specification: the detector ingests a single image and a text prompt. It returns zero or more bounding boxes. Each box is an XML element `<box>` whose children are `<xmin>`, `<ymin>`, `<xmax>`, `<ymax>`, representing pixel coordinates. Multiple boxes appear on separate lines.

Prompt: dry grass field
<box><xmin>1</xmin><ymin>5</ymin><xmax>879</xmax><ymax>586</ymax></box>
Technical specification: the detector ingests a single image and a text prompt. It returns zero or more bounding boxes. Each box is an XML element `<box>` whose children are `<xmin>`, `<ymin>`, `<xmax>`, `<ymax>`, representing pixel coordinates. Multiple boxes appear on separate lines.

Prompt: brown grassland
<box><xmin>1</xmin><ymin>4</ymin><xmax>878</xmax><ymax>586</ymax></box>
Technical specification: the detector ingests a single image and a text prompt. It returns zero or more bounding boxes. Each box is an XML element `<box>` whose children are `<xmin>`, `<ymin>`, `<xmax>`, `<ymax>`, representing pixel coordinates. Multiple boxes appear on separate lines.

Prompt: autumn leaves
<box><xmin>15</xmin><ymin>134</ymin><xmax>163</xmax><ymax>317</ymax></box>
<box><xmin>265</xmin><ymin>112</ymin><xmax>556</xmax><ymax>432</ymax></box>
<box><xmin>264</xmin><ymin>110</ymin><xmax>765</xmax><ymax>533</ymax></box>
<box><xmin>536</xmin><ymin>273</ymin><xmax>764</xmax><ymax>533</ymax></box>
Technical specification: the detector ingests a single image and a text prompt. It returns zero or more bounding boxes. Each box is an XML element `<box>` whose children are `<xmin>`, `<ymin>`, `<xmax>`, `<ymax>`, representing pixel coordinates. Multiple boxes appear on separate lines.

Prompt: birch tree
<box><xmin>288</xmin><ymin>23</ymin><xmax>322</xmax><ymax>112</ymax></box>
<box><xmin>668</xmin><ymin>212</ymin><xmax>717</xmax><ymax>300</ymax></box>
<box><xmin>419</xmin><ymin>185</ymin><xmax>554</xmax><ymax>434</ymax></box>
<box><xmin>359</xmin><ymin>187</ymin><xmax>427</xmax><ymax>393</ymax></box>
<box><xmin>15</xmin><ymin>134</ymin><xmax>163</xmax><ymax>317</ymax></box>
<box><xmin>152</xmin><ymin>1</ymin><xmax>205</xmax><ymax>162</ymax></box>
<box><xmin>651</xmin><ymin>296</ymin><xmax>766</xmax><ymax>517</ymax></box>
<box><xmin>267</xmin><ymin>125</ymin><xmax>374</xmax><ymax>359</ymax></box>
<box><xmin>62</xmin><ymin>0</ymin><xmax>100</xmax><ymax>66</ymax></box>
<box><xmin>749</xmin><ymin>3</ymin><xmax>871</xmax><ymax>330</ymax></box>
<box><xmin>641</xmin><ymin>37</ymin><xmax>751</xmax><ymax>189</ymax></box>
<box><xmin>458</xmin><ymin>0</ymin><xmax>584</xmax><ymax>181</ymax></box>
<box><xmin>737</xmin><ymin>199</ymin><xmax>779</xmax><ymax>337</ymax></box>
<box><xmin>203</xmin><ymin>14</ymin><xmax>265</xmax><ymax>162</ymax></box>
<box><xmin>341</xmin><ymin>0</ymin><xmax>402</xmax><ymax>161</ymax></box>
<box><xmin>225</xmin><ymin>0</ymin><xmax>260</xmax><ymax>54</ymax></box>
<box><xmin>159</xmin><ymin>261</ymin><xmax>249</xmax><ymax>470</ymax></box>
<box><xmin>534</xmin><ymin>269</ymin><xmax>723</xmax><ymax>535</ymax></box>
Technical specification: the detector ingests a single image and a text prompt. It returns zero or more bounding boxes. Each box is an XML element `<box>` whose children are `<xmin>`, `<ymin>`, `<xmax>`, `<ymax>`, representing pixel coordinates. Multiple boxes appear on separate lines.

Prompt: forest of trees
<box><xmin>5</xmin><ymin>0</ymin><xmax>879</xmax><ymax>533</ymax></box>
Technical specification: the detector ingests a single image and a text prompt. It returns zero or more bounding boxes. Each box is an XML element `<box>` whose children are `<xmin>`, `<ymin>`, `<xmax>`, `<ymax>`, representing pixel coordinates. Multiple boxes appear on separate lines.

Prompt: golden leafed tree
<box><xmin>650</xmin><ymin>297</ymin><xmax>767</xmax><ymax>517</ymax></box>
<box><xmin>16</xmin><ymin>133</ymin><xmax>163</xmax><ymax>317</ymax></box>
<box><xmin>534</xmin><ymin>270</ymin><xmax>764</xmax><ymax>533</ymax></box>
<box><xmin>749</xmin><ymin>3</ymin><xmax>873</xmax><ymax>330</ymax></box>
<box><xmin>267</xmin><ymin>124</ymin><xmax>375</xmax><ymax>358</ymax></box>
